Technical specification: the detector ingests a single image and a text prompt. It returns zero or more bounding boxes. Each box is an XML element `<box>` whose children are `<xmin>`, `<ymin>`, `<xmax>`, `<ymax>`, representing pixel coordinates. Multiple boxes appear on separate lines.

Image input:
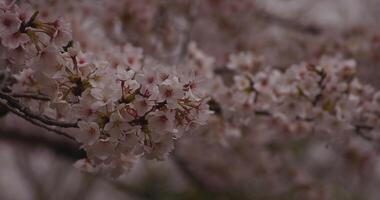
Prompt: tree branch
<box><xmin>11</xmin><ymin>93</ymin><xmax>51</xmax><ymax>101</ymax></box>
<box><xmin>0</xmin><ymin>100</ymin><xmax>75</xmax><ymax>140</ymax></box>
<box><xmin>0</xmin><ymin>91</ymin><xmax>78</xmax><ymax>128</ymax></box>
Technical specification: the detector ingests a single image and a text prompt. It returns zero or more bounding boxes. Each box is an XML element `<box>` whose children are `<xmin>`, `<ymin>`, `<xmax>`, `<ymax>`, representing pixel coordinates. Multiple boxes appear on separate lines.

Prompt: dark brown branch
<box><xmin>0</xmin><ymin>91</ymin><xmax>78</xmax><ymax>128</ymax></box>
<box><xmin>0</xmin><ymin>100</ymin><xmax>75</xmax><ymax>140</ymax></box>
<box><xmin>11</xmin><ymin>93</ymin><xmax>50</xmax><ymax>101</ymax></box>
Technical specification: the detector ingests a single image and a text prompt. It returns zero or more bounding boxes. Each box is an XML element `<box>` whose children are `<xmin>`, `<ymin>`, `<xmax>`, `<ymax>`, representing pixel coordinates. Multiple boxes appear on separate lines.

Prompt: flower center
<box><xmin>165</xmin><ymin>89</ymin><xmax>173</xmax><ymax>98</ymax></box>
<box><xmin>2</xmin><ymin>18</ymin><xmax>13</xmax><ymax>27</ymax></box>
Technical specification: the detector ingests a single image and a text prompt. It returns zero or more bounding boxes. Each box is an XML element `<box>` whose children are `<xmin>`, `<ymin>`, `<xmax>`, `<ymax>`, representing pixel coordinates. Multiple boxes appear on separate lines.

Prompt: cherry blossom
<box><xmin>77</xmin><ymin>121</ymin><xmax>101</xmax><ymax>145</ymax></box>
<box><xmin>0</xmin><ymin>2</ymin><xmax>211</xmax><ymax>177</ymax></box>
<box><xmin>2</xmin><ymin>2</ymin><xmax>380</xmax><ymax>192</ymax></box>
<box><xmin>0</xmin><ymin>12</ymin><xmax>20</xmax><ymax>36</ymax></box>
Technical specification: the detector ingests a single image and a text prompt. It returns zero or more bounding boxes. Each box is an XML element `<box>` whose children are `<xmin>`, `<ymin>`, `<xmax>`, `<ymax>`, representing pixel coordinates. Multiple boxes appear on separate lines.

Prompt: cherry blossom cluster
<box><xmin>175</xmin><ymin>49</ymin><xmax>380</xmax><ymax>197</ymax></box>
<box><xmin>2</xmin><ymin>2</ymin><xmax>380</xmax><ymax>194</ymax></box>
<box><xmin>0</xmin><ymin>1</ymin><xmax>210</xmax><ymax>177</ymax></box>
<box><xmin>210</xmin><ymin>52</ymin><xmax>380</xmax><ymax>141</ymax></box>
